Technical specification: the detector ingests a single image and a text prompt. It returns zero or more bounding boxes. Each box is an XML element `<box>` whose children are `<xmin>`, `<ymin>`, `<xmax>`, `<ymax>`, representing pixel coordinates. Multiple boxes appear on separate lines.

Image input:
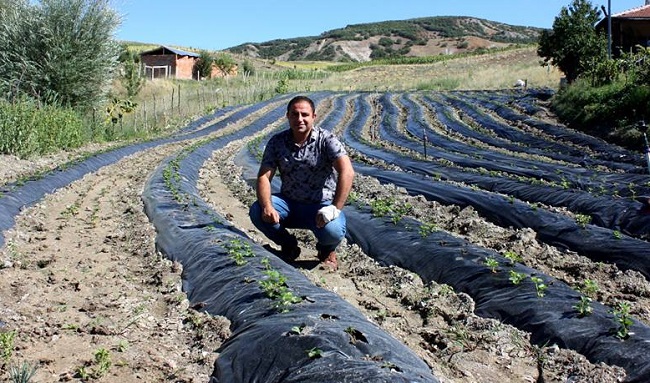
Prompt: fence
<box><xmin>102</xmin><ymin>69</ymin><xmax>330</xmax><ymax>139</ymax></box>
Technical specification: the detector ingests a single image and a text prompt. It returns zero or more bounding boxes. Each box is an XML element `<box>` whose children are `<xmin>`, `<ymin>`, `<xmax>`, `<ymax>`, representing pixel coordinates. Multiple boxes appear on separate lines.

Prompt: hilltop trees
<box><xmin>537</xmin><ymin>0</ymin><xmax>606</xmax><ymax>84</ymax></box>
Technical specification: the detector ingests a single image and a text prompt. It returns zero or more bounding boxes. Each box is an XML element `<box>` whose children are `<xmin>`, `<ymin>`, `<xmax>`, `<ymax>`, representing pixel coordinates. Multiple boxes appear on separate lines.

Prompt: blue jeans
<box><xmin>249</xmin><ymin>194</ymin><xmax>346</xmax><ymax>253</ymax></box>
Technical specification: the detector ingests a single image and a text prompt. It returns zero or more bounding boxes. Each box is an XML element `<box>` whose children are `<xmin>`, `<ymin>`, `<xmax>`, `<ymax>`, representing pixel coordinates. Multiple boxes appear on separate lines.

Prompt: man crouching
<box><xmin>249</xmin><ymin>95</ymin><xmax>354</xmax><ymax>271</ymax></box>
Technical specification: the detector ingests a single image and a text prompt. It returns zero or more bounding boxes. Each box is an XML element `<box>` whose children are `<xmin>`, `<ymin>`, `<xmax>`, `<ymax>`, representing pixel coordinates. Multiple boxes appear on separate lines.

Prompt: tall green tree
<box><xmin>537</xmin><ymin>0</ymin><xmax>607</xmax><ymax>84</ymax></box>
<box><xmin>119</xmin><ymin>46</ymin><xmax>143</xmax><ymax>99</ymax></box>
<box><xmin>214</xmin><ymin>53</ymin><xmax>236</xmax><ymax>77</ymax></box>
<box><xmin>0</xmin><ymin>0</ymin><xmax>122</xmax><ymax>110</ymax></box>
<box><xmin>193</xmin><ymin>50</ymin><xmax>215</xmax><ymax>79</ymax></box>
<box><xmin>0</xmin><ymin>1</ymin><xmax>41</xmax><ymax>99</ymax></box>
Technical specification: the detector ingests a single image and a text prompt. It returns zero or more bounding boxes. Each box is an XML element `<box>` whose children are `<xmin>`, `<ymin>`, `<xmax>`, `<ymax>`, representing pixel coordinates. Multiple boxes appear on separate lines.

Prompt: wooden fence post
<box><xmin>143</xmin><ymin>100</ymin><xmax>147</xmax><ymax>131</ymax></box>
<box><xmin>171</xmin><ymin>87</ymin><xmax>175</xmax><ymax>115</ymax></box>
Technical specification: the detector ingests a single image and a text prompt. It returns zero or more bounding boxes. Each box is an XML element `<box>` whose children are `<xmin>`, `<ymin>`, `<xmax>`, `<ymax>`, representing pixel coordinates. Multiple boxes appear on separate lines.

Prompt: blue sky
<box><xmin>114</xmin><ymin>0</ymin><xmax>645</xmax><ymax>51</ymax></box>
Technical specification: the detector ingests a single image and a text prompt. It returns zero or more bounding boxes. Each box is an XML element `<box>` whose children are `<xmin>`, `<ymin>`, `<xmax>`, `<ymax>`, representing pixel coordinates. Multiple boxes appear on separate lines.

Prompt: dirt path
<box><xmin>0</xmin><ymin>93</ymin><xmax>632</xmax><ymax>382</ymax></box>
<box><xmin>1</xmin><ymin>143</ymin><xmax>230</xmax><ymax>382</ymax></box>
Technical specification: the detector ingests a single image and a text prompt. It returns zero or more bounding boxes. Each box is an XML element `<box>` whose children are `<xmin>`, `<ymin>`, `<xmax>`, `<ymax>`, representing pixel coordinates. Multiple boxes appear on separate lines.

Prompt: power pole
<box><xmin>602</xmin><ymin>1</ymin><xmax>612</xmax><ymax>59</ymax></box>
<box><xmin>608</xmin><ymin>0</ymin><xmax>612</xmax><ymax>59</ymax></box>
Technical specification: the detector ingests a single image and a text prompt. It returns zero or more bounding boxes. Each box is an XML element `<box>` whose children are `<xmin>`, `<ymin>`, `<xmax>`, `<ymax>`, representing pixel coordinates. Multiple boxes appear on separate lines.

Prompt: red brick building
<box><xmin>597</xmin><ymin>1</ymin><xmax>650</xmax><ymax>56</ymax></box>
<box><xmin>139</xmin><ymin>46</ymin><xmax>201</xmax><ymax>80</ymax></box>
<box><xmin>139</xmin><ymin>45</ymin><xmax>238</xmax><ymax>80</ymax></box>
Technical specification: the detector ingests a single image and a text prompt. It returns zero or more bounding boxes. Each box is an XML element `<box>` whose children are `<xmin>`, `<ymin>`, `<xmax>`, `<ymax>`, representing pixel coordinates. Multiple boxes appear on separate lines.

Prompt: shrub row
<box><xmin>0</xmin><ymin>99</ymin><xmax>85</xmax><ymax>158</ymax></box>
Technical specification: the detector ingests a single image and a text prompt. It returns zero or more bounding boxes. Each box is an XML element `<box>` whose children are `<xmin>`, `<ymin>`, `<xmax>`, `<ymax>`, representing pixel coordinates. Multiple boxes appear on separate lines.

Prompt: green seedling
<box><xmin>611</xmin><ymin>301</ymin><xmax>633</xmax><ymax>339</ymax></box>
<box><xmin>578</xmin><ymin>279</ymin><xmax>599</xmax><ymax>298</ymax></box>
<box><xmin>484</xmin><ymin>257</ymin><xmax>499</xmax><ymax>273</ymax></box>
<box><xmin>76</xmin><ymin>366</ymin><xmax>89</xmax><ymax>380</ymax></box>
<box><xmin>613</xmin><ymin>230</ymin><xmax>622</xmax><ymax>239</ymax></box>
<box><xmin>117</xmin><ymin>340</ymin><xmax>129</xmax><ymax>352</ymax></box>
<box><xmin>225</xmin><ymin>238</ymin><xmax>255</xmax><ymax>266</ymax></box>
<box><xmin>530</xmin><ymin>276</ymin><xmax>547</xmax><ymax>297</ymax></box>
<box><xmin>503</xmin><ymin>250</ymin><xmax>523</xmax><ymax>265</ymax></box>
<box><xmin>560</xmin><ymin>178</ymin><xmax>570</xmax><ymax>189</ymax></box>
<box><xmin>344</xmin><ymin>326</ymin><xmax>368</xmax><ymax>344</ymax></box>
<box><xmin>347</xmin><ymin>191</ymin><xmax>360</xmax><ymax>204</ymax></box>
<box><xmin>418</xmin><ymin>221</ymin><xmax>438</xmax><ymax>237</ymax></box>
<box><xmin>0</xmin><ymin>330</ymin><xmax>16</xmax><ymax>362</ymax></box>
<box><xmin>307</xmin><ymin>347</ymin><xmax>322</xmax><ymax>359</ymax></box>
<box><xmin>61</xmin><ymin>202</ymin><xmax>81</xmax><ymax>217</ymax></box>
<box><xmin>575</xmin><ymin>213</ymin><xmax>592</xmax><ymax>228</ymax></box>
<box><xmin>390</xmin><ymin>201</ymin><xmax>413</xmax><ymax>224</ymax></box>
<box><xmin>259</xmin><ymin>269</ymin><xmax>302</xmax><ymax>312</ymax></box>
<box><xmin>276</xmin><ymin>290</ymin><xmax>303</xmax><ymax>312</ymax></box>
<box><xmin>93</xmin><ymin>348</ymin><xmax>112</xmax><ymax>378</ymax></box>
<box><xmin>573</xmin><ymin>296</ymin><xmax>593</xmax><ymax>317</ymax></box>
<box><xmin>76</xmin><ymin>347</ymin><xmax>112</xmax><ymax>380</ymax></box>
<box><xmin>369</xmin><ymin>197</ymin><xmax>394</xmax><ymax>218</ymax></box>
<box><xmin>290</xmin><ymin>325</ymin><xmax>305</xmax><ymax>335</ymax></box>
<box><xmin>508</xmin><ymin>270</ymin><xmax>526</xmax><ymax>285</ymax></box>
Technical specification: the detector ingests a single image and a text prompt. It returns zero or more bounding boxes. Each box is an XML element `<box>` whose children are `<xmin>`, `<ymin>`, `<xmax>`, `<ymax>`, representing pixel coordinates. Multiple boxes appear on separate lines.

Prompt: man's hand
<box><xmin>261</xmin><ymin>205</ymin><xmax>280</xmax><ymax>224</ymax></box>
<box><xmin>316</xmin><ymin>205</ymin><xmax>340</xmax><ymax>228</ymax></box>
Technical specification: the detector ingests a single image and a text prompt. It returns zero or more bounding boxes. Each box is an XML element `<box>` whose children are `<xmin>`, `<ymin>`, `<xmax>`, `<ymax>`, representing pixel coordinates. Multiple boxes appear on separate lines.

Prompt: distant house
<box><xmin>139</xmin><ymin>45</ymin><xmax>236</xmax><ymax>80</ymax></box>
<box><xmin>597</xmin><ymin>1</ymin><xmax>650</xmax><ymax>56</ymax></box>
<box><xmin>139</xmin><ymin>45</ymin><xmax>201</xmax><ymax>80</ymax></box>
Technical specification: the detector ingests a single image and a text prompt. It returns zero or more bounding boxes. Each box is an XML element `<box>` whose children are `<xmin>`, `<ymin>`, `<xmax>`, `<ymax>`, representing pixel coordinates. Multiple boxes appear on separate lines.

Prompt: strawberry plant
<box><xmin>611</xmin><ymin>301</ymin><xmax>634</xmax><ymax>339</ymax></box>
<box><xmin>530</xmin><ymin>276</ymin><xmax>547</xmax><ymax>298</ymax></box>
<box><xmin>509</xmin><ymin>270</ymin><xmax>526</xmax><ymax>285</ymax></box>
<box><xmin>573</xmin><ymin>296</ymin><xmax>593</xmax><ymax>317</ymax></box>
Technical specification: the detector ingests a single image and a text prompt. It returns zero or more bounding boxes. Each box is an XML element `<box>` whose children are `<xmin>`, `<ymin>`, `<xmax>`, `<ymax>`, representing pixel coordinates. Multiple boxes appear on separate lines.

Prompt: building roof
<box><xmin>612</xmin><ymin>4</ymin><xmax>650</xmax><ymax>19</ymax></box>
<box><xmin>140</xmin><ymin>45</ymin><xmax>200</xmax><ymax>58</ymax></box>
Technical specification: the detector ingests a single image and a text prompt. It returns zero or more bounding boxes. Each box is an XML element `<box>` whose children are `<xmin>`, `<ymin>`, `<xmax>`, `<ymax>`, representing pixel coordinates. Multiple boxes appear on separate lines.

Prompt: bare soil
<box><xmin>0</xmin><ymin>92</ymin><xmax>642</xmax><ymax>383</ymax></box>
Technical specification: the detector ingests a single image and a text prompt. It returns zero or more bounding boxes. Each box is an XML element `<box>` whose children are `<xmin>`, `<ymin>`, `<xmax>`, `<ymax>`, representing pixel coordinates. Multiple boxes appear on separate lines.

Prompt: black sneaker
<box><xmin>281</xmin><ymin>245</ymin><xmax>301</xmax><ymax>260</ymax></box>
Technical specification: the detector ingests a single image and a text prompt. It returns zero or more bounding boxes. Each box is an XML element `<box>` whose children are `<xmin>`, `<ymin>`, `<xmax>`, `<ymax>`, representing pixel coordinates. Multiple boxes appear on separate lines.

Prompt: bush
<box><xmin>0</xmin><ymin>0</ymin><xmax>122</xmax><ymax>110</ymax></box>
<box><xmin>241</xmin><ymin>60</ymin><xmax>255</xmax><ymax>76</ymax></box>
<box><xmin>193</xmin><ymin>50</ymin><xmax>215</xmax><ymax>80</ymax></box>
<box><xmin>552</xmin><ymin>79</ymin><xmax>650</xmax><ymax>149</ymax></box>
<box><xmin>0</xmin><ymin>99</ymin><xmax>85</xmax><ymax>158</ymax></box>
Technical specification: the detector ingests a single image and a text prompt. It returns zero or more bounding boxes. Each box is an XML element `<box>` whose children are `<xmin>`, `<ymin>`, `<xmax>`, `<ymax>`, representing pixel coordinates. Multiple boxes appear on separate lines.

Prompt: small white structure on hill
<box><xmin>514</xmin><ymin>79</ymin><xmax>528</xmax><ymax>89</ymax></box>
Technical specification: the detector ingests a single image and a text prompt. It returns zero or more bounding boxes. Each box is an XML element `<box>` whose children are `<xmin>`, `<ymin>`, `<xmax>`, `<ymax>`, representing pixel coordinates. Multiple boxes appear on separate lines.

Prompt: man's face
<box><xmin>287</xmin><ymin>100</ymin><xmax>316</xmax><ymax>137</ymax></box>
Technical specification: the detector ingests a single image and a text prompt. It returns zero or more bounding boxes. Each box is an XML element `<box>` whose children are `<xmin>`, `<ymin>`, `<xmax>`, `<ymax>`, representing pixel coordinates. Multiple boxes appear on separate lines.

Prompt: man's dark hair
<box><xmin>287</xmin><ymin>95</ymin><xmax>315</xmax><ymax>113</ymax></box>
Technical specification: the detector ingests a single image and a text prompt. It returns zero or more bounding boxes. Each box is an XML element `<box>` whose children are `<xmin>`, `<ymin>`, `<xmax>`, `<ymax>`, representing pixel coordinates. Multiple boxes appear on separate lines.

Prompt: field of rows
<box><xmin>2</xmin><ymin>89</ymin><xmax>650</xmax><ymax>382</ymax></box>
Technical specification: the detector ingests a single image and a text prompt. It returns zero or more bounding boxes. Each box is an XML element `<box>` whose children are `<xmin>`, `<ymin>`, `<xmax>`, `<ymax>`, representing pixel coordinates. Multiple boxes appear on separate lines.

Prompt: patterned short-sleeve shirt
<box><xmin>261</xmin><ymin>126</ymin><xmax>347</xmax><ymax>204</ymax></box>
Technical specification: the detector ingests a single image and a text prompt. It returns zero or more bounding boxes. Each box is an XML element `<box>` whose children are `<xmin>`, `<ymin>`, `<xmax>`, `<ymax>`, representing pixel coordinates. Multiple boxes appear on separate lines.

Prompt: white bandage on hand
<box><xmin>318</xmin><ymin>205</ymin><xmax>340</xmax><ymax>223</ymax></box>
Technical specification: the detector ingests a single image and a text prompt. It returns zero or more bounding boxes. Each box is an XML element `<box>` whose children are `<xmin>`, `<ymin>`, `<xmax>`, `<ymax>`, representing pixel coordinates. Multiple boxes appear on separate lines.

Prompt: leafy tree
<box><xmin>0</xmin><ymin>1</ymin><xmax>42</xmax><ymax>100</ymax></box>
<box><xmin>214</xmin><ymin>53</ymin><xmax>237</xmax><ymax>76</ymax></box>
<box><xmin>537</xmin><ymin>0</ymin><xmax>606</xmax><ymax>83</ymax></box>
<box><xmin>241</xmin><ymin>59</ymin><xmax>255</xmax><ymax>77</ymax></box>
<box><xmin>0</xmin><ymin>0</ymin><xmax>122</xmax><ymax>110</ymax></box>
<box><xmin>193</xmin><ymin>50</ymin><xmax>214</xmax><ymax>79</ymax></box>
<box><xmin>118</xmin><ymin>46</ymin><xmax>143</xmax><ymax>99</ymax></box>
<box><xmin>0</xmin><ymin>0</ymin><xmax>27</xmax><ymax>14</ymax></box>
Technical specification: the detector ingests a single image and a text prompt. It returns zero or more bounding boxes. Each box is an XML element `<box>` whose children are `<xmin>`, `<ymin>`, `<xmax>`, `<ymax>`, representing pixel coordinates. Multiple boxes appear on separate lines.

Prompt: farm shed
<box><xmin>139</xmin><ymin>45</ymin><xmax>200</xmax><ymax>80</ymax></box>
<box><xmin>597</xmin><ymin>1</ymin><xmax>650</xmax><ymax>56</ymax></box>
<box><xmin>139</xmin><ymin>45</ymin><xmax>238</xmax><ymax>80</ymax></box>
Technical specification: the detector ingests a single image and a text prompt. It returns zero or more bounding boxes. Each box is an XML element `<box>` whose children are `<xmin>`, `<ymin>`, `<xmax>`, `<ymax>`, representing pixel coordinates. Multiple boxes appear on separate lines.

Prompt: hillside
<box><xmin>227</xmin><ymin>16</ymin><xmax>544</xmax><ymax>62</ymax></box>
